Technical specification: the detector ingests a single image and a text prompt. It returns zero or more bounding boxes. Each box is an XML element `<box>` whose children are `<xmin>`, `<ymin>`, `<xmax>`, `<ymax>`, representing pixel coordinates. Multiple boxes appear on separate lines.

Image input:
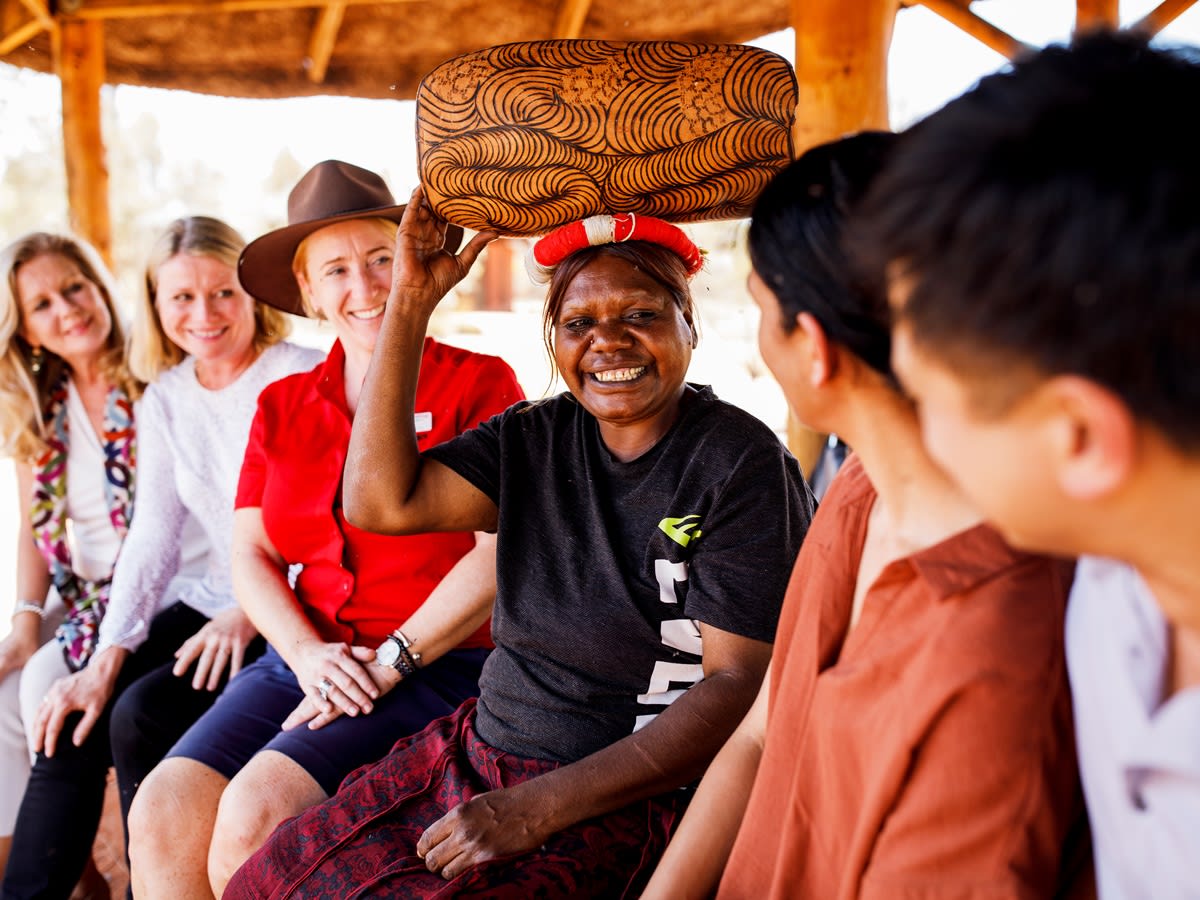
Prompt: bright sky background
<box><xmin>3</xmin><ymin>0</ymin><xmax>1200</xmax><ymax>621</ymax></box>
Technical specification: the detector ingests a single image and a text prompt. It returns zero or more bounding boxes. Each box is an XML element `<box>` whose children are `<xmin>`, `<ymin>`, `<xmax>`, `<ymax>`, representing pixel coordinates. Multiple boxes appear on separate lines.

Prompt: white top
<box><xmin>64</xmin><ymin>379</ymin><xmax>123</xmax><ymax>581</ymax></box>
<box><xmin>98</xmin><ymin>341</ymin><xmax>323</xmax><ymax>653</ymax></box>
<box><xmin>1066</xmin><ymin>556</ymin><xmax>1200</xmax><ymax>900</ymax></box>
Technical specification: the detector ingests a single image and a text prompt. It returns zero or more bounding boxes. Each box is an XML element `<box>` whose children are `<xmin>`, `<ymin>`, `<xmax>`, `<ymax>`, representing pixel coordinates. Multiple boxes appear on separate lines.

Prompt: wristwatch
<box><xmin>375</xmin><ymin>630</ymin><xmax>422</xmax><ymax>677</ymax></box>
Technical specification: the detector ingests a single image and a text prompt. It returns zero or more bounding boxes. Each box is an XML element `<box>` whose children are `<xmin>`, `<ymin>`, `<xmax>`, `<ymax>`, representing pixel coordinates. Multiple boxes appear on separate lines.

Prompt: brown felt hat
<box><xmin>238</xmin><ymin>159</ymin><xmax>463</xmax><ymax>316</ymax></box>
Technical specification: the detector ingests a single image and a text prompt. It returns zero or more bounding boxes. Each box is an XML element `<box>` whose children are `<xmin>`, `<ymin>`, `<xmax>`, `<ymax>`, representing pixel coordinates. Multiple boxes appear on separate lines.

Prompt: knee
<box><xmin>208</xmin><ymin>777</ymin><xmax>284</xmax><ymax>890</ymax></box>
<box><xmin>127</xmin><ymin>765</ymin><xmax>175</xmax><ymax>866</ymax></box>
<box><xmin>128</xmin><ymin>760</ymin><xmax>211</xmax><ymax>866</ymax></box>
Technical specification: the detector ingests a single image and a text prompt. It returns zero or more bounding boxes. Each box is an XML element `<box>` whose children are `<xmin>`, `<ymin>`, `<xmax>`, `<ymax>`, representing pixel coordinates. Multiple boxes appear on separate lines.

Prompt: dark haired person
<box><xmin>859</xmin><ymin>32</ymin><xmax>1200</xmax><ymax>897</ymax></box>
<box><xmin>644</xmin><ymin>132</ymin><xmax>1080</xmax><ymax>899</ymax></box>
<box><xmin>224</xmin><ymin>195</ymin><xmax>813</xmax><ymax>898</ymax></box>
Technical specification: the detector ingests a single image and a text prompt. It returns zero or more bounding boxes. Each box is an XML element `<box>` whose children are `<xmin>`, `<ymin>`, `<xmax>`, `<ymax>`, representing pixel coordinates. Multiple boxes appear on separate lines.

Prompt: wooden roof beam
<box><xmin>0</xmin><ymin>16</ymin><xmax>47</xmax><ymax>56</ymax></box>
<box><xmin>913</xmin><ymin>0</ymin><xmax>1032</xmax><ymax>59</ymax></box>
<box><xmin>552</xmin><ymin>0</ymin><xmax>592</xmax><ymax>39</ymax></box>
<box><xmin>18</xmin><ymin>0</ymin><xmax>54</xmax><ymax>29</ymax></box>
<box><xmin>1075</xmin><ymin>0</ymin><xmax>1119</xmax><ymax>32</ymax></box>
<box><xmin>304</xmin><ymin>0</ymin><xmax>344</xmax><ymax>83</ymax></box>
<box><xmin>62</xmin><ymin>0</ymin><xmax>419</xmax><ymax>21</ymax></box>
<box><xmin>1131</xmin><ymin>0</ymin><xmax>1199</xmax><ymax>36</ymax></box>
<box><xmin>2</xmin><ymin>0</ymin><xmax>55</xmax><ymax>55</ymax></box>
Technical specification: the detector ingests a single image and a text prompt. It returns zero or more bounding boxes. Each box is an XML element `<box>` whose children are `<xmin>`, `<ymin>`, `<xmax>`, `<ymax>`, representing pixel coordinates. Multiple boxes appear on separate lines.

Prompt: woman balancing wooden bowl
<box><xmin>222</xmin><ymin>192</ymin><xmax>816</xmax><ymax>899</ymax></box>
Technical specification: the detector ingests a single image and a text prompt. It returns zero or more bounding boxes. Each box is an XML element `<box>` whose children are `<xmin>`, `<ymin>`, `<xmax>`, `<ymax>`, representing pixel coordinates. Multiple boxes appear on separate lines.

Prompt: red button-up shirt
<box><xmin>236</xmin><ymin>337</ymin><xmax>524</xmax><ymax>647</ymax></box>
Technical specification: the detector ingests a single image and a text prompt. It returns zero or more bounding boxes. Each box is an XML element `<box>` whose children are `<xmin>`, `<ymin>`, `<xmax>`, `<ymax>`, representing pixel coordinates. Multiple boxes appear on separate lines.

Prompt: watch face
<box><xmin>376</xmin><ymin>638</ymin><xmax>400</xmax><ymax>668</ymax></box>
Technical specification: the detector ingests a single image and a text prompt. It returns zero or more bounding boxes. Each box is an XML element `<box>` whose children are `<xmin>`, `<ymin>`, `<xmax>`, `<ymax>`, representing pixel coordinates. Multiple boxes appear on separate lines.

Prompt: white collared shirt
<box><xmin>1067</xmin><ymin>556</ymin><xmax>1200</xmax><ymax>899</ymax></box>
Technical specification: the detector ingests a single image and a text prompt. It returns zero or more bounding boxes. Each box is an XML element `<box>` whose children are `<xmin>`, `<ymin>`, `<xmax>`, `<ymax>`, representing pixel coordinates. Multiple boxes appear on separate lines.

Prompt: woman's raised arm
<box><xmin>343</xmin><ymin>186</ymin><xmax>498</xmax><ymax>536</ymax></box>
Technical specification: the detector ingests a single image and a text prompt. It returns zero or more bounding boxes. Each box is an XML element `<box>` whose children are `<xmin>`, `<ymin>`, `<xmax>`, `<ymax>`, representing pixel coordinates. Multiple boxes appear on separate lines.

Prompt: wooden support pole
<box><xmin>552</xmin><ymin>0</ymin><xmax>593</xmax><ymax>38</ymax></box>
<box><xmin>56</xmin><ymin>19</ymin><xmax>112</xmax><ymax>264</ymax></box>
<box><xmin>479</xmin><ymin>239</ymin><xmax>514</xmax><ymax>311</ymax></box>
<box><xmin>786</xmin><ymin>418</ymin><xmax>831</xmax><ymax>483</ymax></box>
<box><xmin>786</xmin><ymin>0</ymin><xmax>895</xmax><ymax>473</ymax></box>
<box><xmin>914</xmin><ymin>0</ymin><xmax>1032</xmax><ymax>59</ymax></box>
<box><xmin>1131</xmin><ymin>0</ymin><xmax>1199</xmax><ymax>35</ymax></box>
<box><xmin>791</xmin><ymin>0</ymin><xmax>895</xmax><ymax>155</ymax></box>
<box><xmin>304</xmin><ymin>0</ymin><xmax>345</xmax><ymax>83</ymax></box>
<box><xmin>1075</xmin><ymin>0</ymin><xmax>1120</xmax><ymax>32</ymax></box>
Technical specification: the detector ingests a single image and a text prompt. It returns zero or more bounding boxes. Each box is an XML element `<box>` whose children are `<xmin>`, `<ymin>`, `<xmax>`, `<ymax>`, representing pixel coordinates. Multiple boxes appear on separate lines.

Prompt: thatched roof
<box><xmin>0</xmin><ymin>0</ymin><xmax>792</xmax><ymax>100</ymax></box>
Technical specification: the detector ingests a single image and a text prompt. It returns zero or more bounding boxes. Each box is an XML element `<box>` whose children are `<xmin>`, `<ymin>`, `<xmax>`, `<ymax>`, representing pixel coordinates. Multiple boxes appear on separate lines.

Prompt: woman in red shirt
<box><xmin>127</xmin><ymin>161</ymin><xmax>524</xmax><ymax>900</ymax></box>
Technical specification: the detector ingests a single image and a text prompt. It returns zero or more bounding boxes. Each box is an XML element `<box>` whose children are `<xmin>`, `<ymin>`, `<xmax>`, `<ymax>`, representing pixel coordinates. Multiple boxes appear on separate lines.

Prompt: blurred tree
<box><xmin>265</xmin><ymin>147</ymin><xmax>305</xmax><ymax>200</ymax></box>
<box><xmin>0</xmin><ymin>152</ymin><xmax>68</xmax><ymax>237</ymax></box>
<box><xmin>0</xmin><ymin>66</ymin><xmax>68</xmax><ymax>237</ymax></box>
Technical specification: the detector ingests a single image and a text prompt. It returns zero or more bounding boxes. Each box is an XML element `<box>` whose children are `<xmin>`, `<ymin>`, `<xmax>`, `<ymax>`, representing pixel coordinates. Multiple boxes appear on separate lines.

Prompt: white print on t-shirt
<box><xmin>414</xmin><ymin>411</ymin><xmax>433</xmax><ymax>433</ymax></box>
<box><xmin>633</xmin><ymin>558</ymin><xmax>704</xmax><ymax>732</ymax></box>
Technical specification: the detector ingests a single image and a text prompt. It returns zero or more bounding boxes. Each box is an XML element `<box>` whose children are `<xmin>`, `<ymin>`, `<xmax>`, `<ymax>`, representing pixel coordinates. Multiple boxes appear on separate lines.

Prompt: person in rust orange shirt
<box><xmin>644</xmin><ymin>133</ymin><xmax>1081</xmax><ymax>899</ymax></box>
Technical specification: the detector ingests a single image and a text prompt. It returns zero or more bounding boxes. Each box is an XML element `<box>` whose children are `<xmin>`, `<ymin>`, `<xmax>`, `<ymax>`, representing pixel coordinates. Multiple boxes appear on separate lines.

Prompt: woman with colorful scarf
<box><xmin>0</xmin><ymin>232</ymin><xmax>143</xmax><ymax>893</ymax></box>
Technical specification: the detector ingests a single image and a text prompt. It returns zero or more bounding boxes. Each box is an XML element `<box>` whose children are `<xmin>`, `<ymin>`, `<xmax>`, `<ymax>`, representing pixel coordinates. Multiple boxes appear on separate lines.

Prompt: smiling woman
<box><xmin>547</xmin><ymin>245</ymin><xmax>698</xmax><ymax>461</ymax></box>
<box><xmin>152</xmin><ymin>253</ymin><xmax>259</xmax><ymax>387</ymax></box>
<box><xmin>0</xmin><ymin>217</ymin><xmax>322</xmax><ymax>900</ymax></box>
<box><xmin>0</xmin><ymin>231</ymin><xmax>139</xmax><ymax>895</ymax></box>
<box><xmin>15</xmin><ymin>255</ymin><xmax>115</xmax><ymax>372</ymax></box>
<box><xmin>293</xmin><ymin>218</ymin><xmax>395</xmax><ymax>362</ymax></box>
<box><xmin>125</xmin><ymin>162</ymin><xmax>524</xmax><ymax>900</ymax></box>
<box><xmin>219</xmin><ymin>197</ymin><xmax>814</xmax><ymax>899</ymax></box>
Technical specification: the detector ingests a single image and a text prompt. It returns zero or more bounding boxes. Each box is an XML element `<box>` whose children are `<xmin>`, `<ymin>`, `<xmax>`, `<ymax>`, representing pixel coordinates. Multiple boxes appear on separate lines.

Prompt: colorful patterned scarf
<box><xmin>29</xmin><ymin>370</ymin><xmax>135</xmax><ymax>671</ymax></box>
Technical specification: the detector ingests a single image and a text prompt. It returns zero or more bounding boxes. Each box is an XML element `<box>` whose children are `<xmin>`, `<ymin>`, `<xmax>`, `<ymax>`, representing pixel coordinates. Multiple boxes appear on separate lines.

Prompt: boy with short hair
<box><xmin>861</xmin><ymin>32</ymin><xmax>1200</xmax><ymax>898</ymax></box>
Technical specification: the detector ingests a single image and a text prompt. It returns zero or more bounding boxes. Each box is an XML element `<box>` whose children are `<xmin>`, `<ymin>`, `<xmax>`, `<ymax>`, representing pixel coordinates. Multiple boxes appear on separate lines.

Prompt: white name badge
<box><xmin>414</xmin><ymin>411</ymin><xmax>433</xmax><ymax>434</ymax></box>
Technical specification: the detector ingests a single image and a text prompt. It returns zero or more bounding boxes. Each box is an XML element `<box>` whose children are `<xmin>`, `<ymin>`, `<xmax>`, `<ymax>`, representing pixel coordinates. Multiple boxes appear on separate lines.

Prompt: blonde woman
<box><xmin>2</xmin><ymin>219</ymin><xmax>319</xmax><ymax>899</ymax></box>
<box><xmin>0</xmin><ymin>232</ymin><xmax>142</xmax><ymax>894</ymax></box>
<box><xmin>129</xmin><ymin>161</ymin><xmax>525</xmax><ymax>900</ymax></box>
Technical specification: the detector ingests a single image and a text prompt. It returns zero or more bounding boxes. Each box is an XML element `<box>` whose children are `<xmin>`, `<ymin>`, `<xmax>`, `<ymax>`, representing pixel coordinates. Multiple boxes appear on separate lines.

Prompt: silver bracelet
<box><xmin>394</xmin><ymin>630</ymin><xmax>423</xmax><ymax>667</ymax></box>
<box><xmin>11</xmin><ymin>601</ymin><xmax>46</xmax><ymax>620</ymax></box>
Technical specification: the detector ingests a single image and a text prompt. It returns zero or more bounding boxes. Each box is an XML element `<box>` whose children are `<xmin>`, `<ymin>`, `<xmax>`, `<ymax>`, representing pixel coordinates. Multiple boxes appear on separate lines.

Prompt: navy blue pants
<box><xmin>0</xmin><ymin>602</ymin><xmax>264</xmax><ymax>900</ymax></box>
<box><xmin>167</xmin><ymin>643</ymin><xmax>489</xmax><ymax>796</ymax></box>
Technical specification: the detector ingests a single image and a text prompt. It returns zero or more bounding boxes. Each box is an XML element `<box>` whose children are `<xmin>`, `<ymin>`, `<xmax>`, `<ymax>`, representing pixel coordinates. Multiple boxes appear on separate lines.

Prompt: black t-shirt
<box><xmin>425</xmin><ymin>385</ymin><xmax>814</xmax><ymax>762</ymax></box>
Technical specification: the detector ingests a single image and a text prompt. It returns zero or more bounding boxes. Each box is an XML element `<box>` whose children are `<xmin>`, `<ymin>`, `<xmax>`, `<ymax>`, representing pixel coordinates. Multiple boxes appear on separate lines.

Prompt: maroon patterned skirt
<box><xmin>224</xmin><ymin>699</ymin><xmax>688</xmax><ymax>899</ymax></box>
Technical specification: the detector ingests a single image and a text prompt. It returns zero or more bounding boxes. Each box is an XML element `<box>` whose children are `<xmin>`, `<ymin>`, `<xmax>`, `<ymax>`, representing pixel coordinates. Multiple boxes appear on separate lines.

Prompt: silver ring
<box><xmin>316</xmin><ymin>678</ymin><xmax>333</xmax><ymax>702</ymax></box>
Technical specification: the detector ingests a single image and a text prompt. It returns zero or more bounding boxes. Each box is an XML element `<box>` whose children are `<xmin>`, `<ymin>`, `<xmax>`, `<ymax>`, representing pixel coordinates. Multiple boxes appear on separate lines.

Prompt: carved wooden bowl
<box><xmin>416</xmin><ymin>40</ymin><xmax>798</xmax><ymax>235</ymax></box>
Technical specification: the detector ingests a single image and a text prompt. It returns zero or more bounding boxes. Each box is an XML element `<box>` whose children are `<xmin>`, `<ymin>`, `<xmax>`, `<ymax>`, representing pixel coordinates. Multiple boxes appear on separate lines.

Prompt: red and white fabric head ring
<box><xmin>525</xmin><ymin>213</ymin><xmax>704</xmax><ymax>284</ymax></box>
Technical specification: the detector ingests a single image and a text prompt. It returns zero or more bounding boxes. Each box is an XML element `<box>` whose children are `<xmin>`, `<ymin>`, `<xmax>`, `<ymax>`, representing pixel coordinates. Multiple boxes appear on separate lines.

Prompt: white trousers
<box><xmin>0</xmin><ymin>597</ymin><xmax>69</xmax><ymax>836</ymax></box>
